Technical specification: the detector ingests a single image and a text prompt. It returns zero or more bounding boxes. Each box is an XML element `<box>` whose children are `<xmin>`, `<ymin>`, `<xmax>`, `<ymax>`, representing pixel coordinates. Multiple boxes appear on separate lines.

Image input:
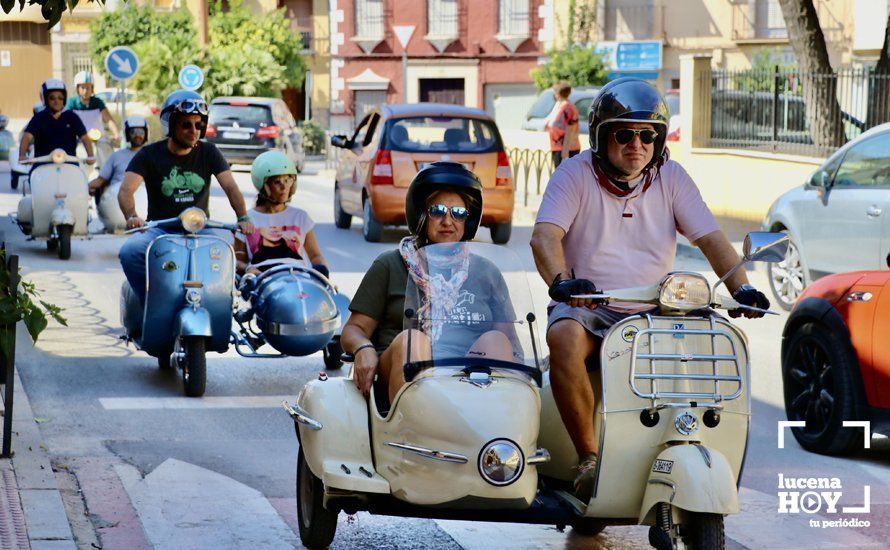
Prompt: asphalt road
<box><xmin>0</xmin><ymin>160</ymin><xmax>886</xmax><ymax>549</ymax></box>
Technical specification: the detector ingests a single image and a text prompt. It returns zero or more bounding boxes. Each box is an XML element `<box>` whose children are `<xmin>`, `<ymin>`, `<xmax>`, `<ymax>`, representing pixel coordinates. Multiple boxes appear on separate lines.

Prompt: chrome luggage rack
<box><xmin>628</xmin><ymin>314</ymin><xmax>743</xmax><ymax>406</ymax></box>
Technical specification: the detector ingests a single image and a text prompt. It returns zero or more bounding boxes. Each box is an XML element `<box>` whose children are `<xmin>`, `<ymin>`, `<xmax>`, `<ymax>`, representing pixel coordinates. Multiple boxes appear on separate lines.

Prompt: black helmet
<box><xmin>405</xmin><ymin>162</ymin><xmax>483</xmax><ymax>241</ymax></box>
<box><xmin>588</xmin><ymin>78</ymin><xmax>669</xmax><ymax>164</ymax></box>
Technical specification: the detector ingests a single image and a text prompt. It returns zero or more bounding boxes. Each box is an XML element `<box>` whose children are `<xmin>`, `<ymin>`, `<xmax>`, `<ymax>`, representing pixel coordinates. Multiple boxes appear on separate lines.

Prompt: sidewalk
<box><xmin>0</xmin><ymin>368</ymin><xmax>77</xmax><ymax>550</ymax></box>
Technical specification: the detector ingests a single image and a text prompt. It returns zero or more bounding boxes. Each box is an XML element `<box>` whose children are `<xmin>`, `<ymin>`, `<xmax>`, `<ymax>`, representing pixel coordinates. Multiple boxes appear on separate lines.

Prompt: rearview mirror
<box><xmin>743</xmin><ymin>232</ymin><xmax>789</xmax><ymax>262</ymax></box>
<box><xmin>330</xmin><ymin>135</ymin><xmax>348</xmax><ymax>148</ymax></box>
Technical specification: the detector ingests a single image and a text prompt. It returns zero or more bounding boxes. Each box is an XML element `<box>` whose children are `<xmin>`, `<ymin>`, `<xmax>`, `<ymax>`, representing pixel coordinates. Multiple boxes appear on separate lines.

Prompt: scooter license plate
<box><xmin>223</xmin><ymin>131</ymin><xmax>251</xmax><ymax>140</ymax></box>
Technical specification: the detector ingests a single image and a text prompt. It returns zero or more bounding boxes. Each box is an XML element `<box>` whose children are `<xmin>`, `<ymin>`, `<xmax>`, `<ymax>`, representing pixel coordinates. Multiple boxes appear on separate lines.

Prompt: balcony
<box><xmin>731</xmin><ymin>0</ymin><xmax>788</xmax><ymax>43</ymax></box>
<box><xmin>598</xmin><ymin>5</ymin><xmax>665</xmax><ymax>42</ymax></box>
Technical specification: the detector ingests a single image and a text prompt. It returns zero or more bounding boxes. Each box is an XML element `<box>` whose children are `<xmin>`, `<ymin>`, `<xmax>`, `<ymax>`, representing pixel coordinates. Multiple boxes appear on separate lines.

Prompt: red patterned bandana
<box><xmin>593</xmin><ymin>148</ymin><xmax>670</xmax><ymax>198</ymax></box>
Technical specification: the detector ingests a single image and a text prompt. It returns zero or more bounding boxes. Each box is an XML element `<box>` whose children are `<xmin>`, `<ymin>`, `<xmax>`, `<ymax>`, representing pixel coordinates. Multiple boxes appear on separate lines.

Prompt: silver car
<box><xmin>761</xmin><ymin>122</ymin><xmax>890</xmax><ymax>310</ymax></box>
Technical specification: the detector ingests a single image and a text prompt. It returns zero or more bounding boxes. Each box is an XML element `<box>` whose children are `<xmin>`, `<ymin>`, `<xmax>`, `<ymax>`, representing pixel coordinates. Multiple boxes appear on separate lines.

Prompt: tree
<box><xmin>866</xmin><ymin>10</ymin><xmax>890</xmax><ymax>128</ymax></box>
<box><xmin>1</xmin><ymin>0</ymin><xmax>101</xmax><ymax>27</ymax></box>
<box><xmin>565</xmin><ymin>0</ymin><xmax>599</xmax><ymax>47</ymax></box>
<box><xmin>531</xmin><ymin>47</ymin><xmax>609</xmax><ymax>91</ymax></box>
<box><xmin>777</xmin><ymin>0</ymin><xmax>846</xmax><ymax>148</ymax></box>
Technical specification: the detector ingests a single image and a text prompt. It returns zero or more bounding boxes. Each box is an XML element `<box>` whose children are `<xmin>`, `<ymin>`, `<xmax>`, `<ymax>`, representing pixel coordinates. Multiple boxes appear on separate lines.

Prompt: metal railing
<box><xmin>0</xmin><ymin>233</ymin><xmax>19</xmax><ymax>458</ymax></box>
<box><xmin>506</xmin><ymin>148</ymin><xmax>556</xmax><ymax>207</ymax></box>
<box><xmin>706</xmin><ymin>66</ymin><xmax>890</xmax><ymax>157</ymax></box>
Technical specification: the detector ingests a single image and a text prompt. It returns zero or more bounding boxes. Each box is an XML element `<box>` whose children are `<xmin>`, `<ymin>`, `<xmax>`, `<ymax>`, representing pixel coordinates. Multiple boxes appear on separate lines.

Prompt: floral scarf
<box><xmin>399</xmin><ymin>236</ymin><xmax>470</xmax><ymax>342</ymax></box>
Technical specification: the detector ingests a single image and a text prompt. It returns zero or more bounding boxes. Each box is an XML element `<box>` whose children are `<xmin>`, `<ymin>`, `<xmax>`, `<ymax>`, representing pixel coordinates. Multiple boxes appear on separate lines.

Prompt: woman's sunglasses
<box><xmin>428</xmin><ymin>204</ymin><xmax>469</xmax><ymax>222</ymax></box>
<box><xmin>613</xmin><ymin>128</ymin><xmax>658</xmax><ymax>145</ymax></box>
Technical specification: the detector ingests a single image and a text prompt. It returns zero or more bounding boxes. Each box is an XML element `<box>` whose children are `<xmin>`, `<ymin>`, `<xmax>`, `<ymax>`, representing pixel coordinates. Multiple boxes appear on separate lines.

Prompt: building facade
<box><xmin>327</xmin><ymin>0</ymin><xmax>555</xmax><ymax>134</ymax></box>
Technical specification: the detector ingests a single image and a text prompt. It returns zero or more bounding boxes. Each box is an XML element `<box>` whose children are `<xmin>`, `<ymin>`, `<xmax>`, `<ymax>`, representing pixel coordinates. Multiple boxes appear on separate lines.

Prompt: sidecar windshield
<box><xmin>404</xmin><ymin>242</ymin><xmax>541</xmax><ymax>381</ymax></box>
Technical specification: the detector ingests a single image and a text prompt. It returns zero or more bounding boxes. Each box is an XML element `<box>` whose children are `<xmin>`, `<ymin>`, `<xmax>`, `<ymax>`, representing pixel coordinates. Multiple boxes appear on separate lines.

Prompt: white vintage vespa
<box><xmin>15</xmin><ymin>149</ymin><xmax>92</xmax><ymax>259</ymax></box>
<box><xmin>286</xmin><ymin>234</ymin><xmax>786</xmax><ymax>549</ymax></box>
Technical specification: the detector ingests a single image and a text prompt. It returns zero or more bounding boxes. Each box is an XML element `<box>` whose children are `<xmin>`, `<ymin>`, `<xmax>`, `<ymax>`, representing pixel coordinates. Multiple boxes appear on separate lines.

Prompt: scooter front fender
<box><xmin>176</xmin><ymin>307</ymin><xmax>213</xmax><ymax>338</ymax></box>
<box><xmin>51</xmin><ymin>206</ymin><xmax>75</xmax><ymax>227</ymax></box>
<box><xmin>637</xmin><ymin>444</ymin><xmax>739</xmax><ymax>524</ymax></box>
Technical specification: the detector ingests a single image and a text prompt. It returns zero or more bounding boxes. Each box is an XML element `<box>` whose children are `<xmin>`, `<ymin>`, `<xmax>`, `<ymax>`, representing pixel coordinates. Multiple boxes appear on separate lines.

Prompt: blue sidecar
<box><xmin>233</xmin><ymin>260</ymin><xmax>350</xmax><ymax>369</ymax></box>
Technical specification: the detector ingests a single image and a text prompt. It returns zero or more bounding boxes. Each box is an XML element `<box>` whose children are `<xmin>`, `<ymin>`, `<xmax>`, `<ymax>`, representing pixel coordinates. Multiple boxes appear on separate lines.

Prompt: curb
<box><xmin>4</xmin><ymin>368</ymin><xmax>76</xmax><ymax>549</ymax></box>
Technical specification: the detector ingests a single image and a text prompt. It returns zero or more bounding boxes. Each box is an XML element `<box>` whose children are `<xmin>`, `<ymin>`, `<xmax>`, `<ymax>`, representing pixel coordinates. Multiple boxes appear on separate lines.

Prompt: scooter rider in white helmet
<box><xmin>88</xmin><ymin>116</ymin><xmax>149</xmax><ymax>200</ymax></box>
<box><xmin>19</xmin><ymin>79</ymin><xmax>95</xmax><ymax>169</ymax></box>
<box><xmin>117</xmin><ymin>89</ymin><xmax>255</xmax><ymax>306</ymax></box>
<box><xmin>530</xmin><ymin>78</ymin><xmax>770</xmax><ymax>502</ymax></box>
<box><xmin>67</xmin><ymin>71</ymin><xmax>121</xmax><ymax>147</ymax></box>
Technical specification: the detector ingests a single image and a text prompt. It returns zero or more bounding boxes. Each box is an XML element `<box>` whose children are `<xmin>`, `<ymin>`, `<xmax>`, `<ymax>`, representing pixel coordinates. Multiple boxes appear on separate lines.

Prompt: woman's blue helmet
<box><xmin>159</xmin><ymin>89</ymin><xmax>209</xmax><ymax>138</ymax></box>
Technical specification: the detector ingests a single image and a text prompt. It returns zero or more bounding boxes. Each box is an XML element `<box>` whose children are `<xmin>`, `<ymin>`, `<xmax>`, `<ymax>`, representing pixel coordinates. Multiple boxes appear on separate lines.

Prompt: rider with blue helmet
<box><xmin>117</xmin><ymin>89</ymin><xmax>255</xmax><ymax>305</ymax></box>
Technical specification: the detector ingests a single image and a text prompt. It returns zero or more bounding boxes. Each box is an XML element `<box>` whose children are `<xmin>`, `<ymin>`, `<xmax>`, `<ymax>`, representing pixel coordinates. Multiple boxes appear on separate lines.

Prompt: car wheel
<box><xmin>767</xmin><ymin>232</ymin><xmax>806</xmax><ymax>311</ymax></box>
<box><xmin>333</xmin><ymin>185</ymin><xmax>352</xmax><ymax>229</ymax></box>
<box><xmin>490</xmin><ymin>221</ymin><xmax>512</xmax><ymax>244</ymax></box>
<box><xmin>782</xmin><ymin>322</ymin><xmax>867</xmax><ymax>455</ymax></box>
<box><xmin>362</xmin><ymin>199</ymin><xmax>383</xmax><ymax>243</ymax></box>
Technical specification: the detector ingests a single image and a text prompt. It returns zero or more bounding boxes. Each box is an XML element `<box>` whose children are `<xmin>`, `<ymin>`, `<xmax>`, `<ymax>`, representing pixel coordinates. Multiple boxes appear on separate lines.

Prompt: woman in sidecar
<box><xmin>232</xmin><ymin>151</ymin><xmax>348</xmax><ymax>365</ymax></box>
<box><xmin>342</xmin><ymin>162</ymin><xmax>519</xmax><ymax>403</ymax></box>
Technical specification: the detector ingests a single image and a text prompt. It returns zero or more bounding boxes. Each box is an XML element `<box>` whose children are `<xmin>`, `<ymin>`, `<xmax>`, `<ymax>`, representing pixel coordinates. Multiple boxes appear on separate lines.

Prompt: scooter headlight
<box><xmin>658</xmin><ymin>273</ymin><xmax>711</xmax><ymax>311</ymax></box>
<box><xmin>179</xmin><ymin>208</ymin><xmax>207</xmax><ymax>233</ymax></box>
<box><xmin>87</xmin><ymin>128</ymin><xmax>103</xmax><ymax>142</ymax></box>
<box><xmin>478</xmin><ymin>439</ymin><xmax>524</xmax><ymax>486</ymax></box>
<box><xmin>51</xmin><ymin>149</ymin><xmax>66</xmax><ymax>164</ymax></box>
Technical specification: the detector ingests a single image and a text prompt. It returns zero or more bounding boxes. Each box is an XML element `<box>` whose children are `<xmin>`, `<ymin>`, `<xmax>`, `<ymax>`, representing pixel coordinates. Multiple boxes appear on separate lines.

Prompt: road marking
<box><xmin>99</xmin><ymin>395</ymin><xmax>295</xmax><ymax>410</ymax></box>
<box><xmin>325</xmin><ymin>246</ymin><xmax>351</xmax><ymax>258</ymax></box>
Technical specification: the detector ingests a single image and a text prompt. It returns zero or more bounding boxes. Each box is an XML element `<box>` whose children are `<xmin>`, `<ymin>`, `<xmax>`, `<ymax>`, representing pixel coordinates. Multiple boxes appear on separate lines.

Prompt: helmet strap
<box><xmin>258</xmin><ymin>190</ymin><xmax>289</xmax><ymax>206</ymax></box>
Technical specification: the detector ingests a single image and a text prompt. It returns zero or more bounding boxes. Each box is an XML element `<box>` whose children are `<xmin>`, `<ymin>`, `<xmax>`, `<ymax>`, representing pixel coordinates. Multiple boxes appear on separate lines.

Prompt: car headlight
<box><xmin>51</xmin><ymin>149</ymin><xmax>66</xmax><ymax>164</ymax></box>
<box><xmin>658</xmin><ymin>273</ymin><xmax>711</xmax><ymax>311</ymax></box>
<box><xmin>179</xmin><ymin>207</ymin><xmax>207</xmax><ymax>233</ymax></box>
<box><xmin>478</xmin><ymin>439</ymin><xmax>524</xmax><ymax>486</ymax></box>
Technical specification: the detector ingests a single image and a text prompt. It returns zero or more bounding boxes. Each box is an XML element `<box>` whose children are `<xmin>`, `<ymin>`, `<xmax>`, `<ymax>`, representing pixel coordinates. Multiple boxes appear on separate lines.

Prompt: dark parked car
<box><xmin>205</xmin><ymin>97</ymin><xmax>304</xmax><ymax>170</ymax></box>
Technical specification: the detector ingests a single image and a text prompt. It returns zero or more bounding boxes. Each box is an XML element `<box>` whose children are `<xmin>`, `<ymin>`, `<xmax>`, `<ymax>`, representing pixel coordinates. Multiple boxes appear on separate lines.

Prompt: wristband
<box><xmin>237</xmin><ymin>214</ymin><xmax>251</xmax><ymax>222</ymax></box>
<box><xmin>353</xmin><ymin>343</ymin><xmax>375</xmax><ymax>355</ymax></box>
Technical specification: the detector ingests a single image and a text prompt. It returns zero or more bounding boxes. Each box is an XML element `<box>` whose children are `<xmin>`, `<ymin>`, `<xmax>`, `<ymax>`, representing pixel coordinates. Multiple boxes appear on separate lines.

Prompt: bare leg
<box><xmin>379</xmin><ymin>329</ymin><xmax>431</xmax><ymax>403</ymax></box>
<box><xmin>547</xmin><ymin>319</ymin><xmax>600</xmax><ymax>457</ymax></box>
<box><xmin>466</xmin><ymin>330</ymin><xmax>513</xmax><ymax>362</ymax></box>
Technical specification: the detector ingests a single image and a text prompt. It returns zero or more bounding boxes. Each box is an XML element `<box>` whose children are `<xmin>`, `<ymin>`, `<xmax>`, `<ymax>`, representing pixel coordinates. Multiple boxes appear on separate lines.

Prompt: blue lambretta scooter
<box><xmin>120</xmin><ymin>207</ymin><xmax>236</xmax><ymax>397</ymax></box>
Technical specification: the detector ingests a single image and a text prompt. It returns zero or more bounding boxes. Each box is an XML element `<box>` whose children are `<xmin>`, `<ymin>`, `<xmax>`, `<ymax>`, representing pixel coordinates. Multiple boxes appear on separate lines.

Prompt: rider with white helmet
<box><xmin>19</xmin><ymin>79</ymin><xmax>95</xmax><ymax>169</ymax></box>
<box><xmin>88</xmin><ymin>116</ymin><xmax>149</xmax><ymax>203</ymax></box>
<box><xmin>117</xmin><ymin>89</ymin><xmax>255</xmax><ymax>305</ymax></box>
<box><xmin>67</xmin><ymin>71</ymin><xmax>120</xmax><ymax>146</ymax></box>
<box><xmin>233</xmin><ymin>150</ymin><xmax>329</xmax><ymax>276</ymax></box>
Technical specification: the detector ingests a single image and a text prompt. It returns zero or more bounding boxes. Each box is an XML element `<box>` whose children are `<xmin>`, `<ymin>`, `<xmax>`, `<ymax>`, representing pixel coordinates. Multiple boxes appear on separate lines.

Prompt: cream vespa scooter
<box><xmin>286</xmin><ymin>234</ymin><xmax>786</xmax><ymax>549</ymax></box>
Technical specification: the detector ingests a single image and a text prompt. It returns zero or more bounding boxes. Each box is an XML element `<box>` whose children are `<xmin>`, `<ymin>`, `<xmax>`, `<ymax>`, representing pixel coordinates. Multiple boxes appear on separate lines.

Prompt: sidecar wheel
<box><xmin>180</xmin><ymin>337</ymin><xmax>207</xmax><ymax>397</ymax></box>
<box><xmin>323</xmin><ymin>338</ymin><xmax>343</xmax><ymax>370</ymax></box>
<box><xmin>57</xmin><ymin>225</ymin><xmax>72</xmax><ymax>260</ymax></box>
<box><xmin>570</xmin><ymin>518</ymin><xmax>606</xmax><ymax>536</ymax></box>
<box><xmin>297</xmin><ymin>448</ymin><xmax>337</xmax><ymax>548</ymax></box>
<box><xmin>684</xmin><ymin>513</ymin><xmax>724</xmax><ymax>550</ymax></box>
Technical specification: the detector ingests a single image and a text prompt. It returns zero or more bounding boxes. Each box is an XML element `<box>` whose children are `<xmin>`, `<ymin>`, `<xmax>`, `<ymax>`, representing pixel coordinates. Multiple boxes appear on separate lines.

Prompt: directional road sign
<box><xmin>104</xmin><ymin>46</ymin><xmax>139</xmax><ymax>81</ymax></box>
<box><xmin>178</xmin><ymin>65</ymin><xmax>204</xmax><ymax>91</ymax></box>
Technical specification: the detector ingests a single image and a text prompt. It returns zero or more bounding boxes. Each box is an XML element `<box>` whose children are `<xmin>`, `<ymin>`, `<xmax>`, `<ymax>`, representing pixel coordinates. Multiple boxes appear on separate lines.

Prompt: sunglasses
<box><xmin>613</xmin><ymin>128</ymin><xmax>658</xmax><ymax>145</ymax></box>
<box><xmin>178</xmin><ymin>120</ymin><xmax>206</xmax><ymax>131</ymax></box>
<box><xmin>428</xmin><ymin>204</ymin><xmax>469</xmax><ymax>222</ymax></box>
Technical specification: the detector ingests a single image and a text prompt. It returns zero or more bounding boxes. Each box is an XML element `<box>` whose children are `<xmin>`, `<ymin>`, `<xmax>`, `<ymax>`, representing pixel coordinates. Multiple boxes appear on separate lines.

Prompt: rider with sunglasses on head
<box><xmin>117</xmin><ymin>90</ymin><xmax>255</xmax><ymax>306</ymax></box>
<box><xmin>530</xmin><ymin>78</ymin><xmax>770</xmax><ymax>502</ymax></box>
<box><xmin>342</xmin><ymin>162</ymin><xmax>516</xmax><ymax>404</ymax></box>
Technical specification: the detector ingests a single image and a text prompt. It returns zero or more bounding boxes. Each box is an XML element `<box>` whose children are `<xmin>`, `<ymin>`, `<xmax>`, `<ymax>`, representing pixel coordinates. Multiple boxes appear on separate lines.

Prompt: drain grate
<box><xmin>0</xmin><ymin>468</ymin><xmax>29</xmax><ymax>550</ymax></box>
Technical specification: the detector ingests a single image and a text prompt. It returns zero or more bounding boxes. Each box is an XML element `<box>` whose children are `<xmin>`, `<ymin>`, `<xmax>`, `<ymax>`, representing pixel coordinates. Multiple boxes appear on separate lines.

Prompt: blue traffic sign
<box><xmin>178</xmin><ymin>65</ymin><xmax>204</xmax><ymax>91</ymax></box>
<box><xmin>104</xmin><ymin>46</ymin><xmax>139</xmax><ymax>81</ymax></box>
<box><xmin>615</xmin><ymin>41</ymin><xmax>662</xmax><ymax>71</ymax></box>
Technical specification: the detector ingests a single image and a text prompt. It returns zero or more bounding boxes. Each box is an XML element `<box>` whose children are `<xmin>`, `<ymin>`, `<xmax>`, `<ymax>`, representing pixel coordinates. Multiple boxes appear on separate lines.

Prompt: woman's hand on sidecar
<box><xmin>353</xmin><ymin>347</ymin><xmax>379</xmax><ymax>398</ymax></box>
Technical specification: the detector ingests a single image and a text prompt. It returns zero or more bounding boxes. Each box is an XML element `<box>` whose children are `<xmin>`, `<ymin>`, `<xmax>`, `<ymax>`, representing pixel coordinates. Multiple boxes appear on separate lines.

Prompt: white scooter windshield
<box><xmin>403</xmin><ymin>242</ymin><xmax>541</xmax><ymax>382</ymax></box>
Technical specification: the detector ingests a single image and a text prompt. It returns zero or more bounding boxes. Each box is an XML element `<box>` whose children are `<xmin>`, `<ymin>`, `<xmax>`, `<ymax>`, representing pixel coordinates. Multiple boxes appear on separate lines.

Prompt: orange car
<box><xmin>330</xmin><ymin>103</ymin><xmax>514</xmax><ymax>243</ymax></box>
<box><xmin>782</xmin><ymin>270</ymin><xmax>890</xmax><ymax>455</ymax></box>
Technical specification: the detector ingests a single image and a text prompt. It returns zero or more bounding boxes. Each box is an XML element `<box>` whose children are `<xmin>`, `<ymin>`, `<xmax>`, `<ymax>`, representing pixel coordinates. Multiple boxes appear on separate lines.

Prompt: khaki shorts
<box><xmin>547</xmin><ymin>302</ymin><xmax>656</xmax><ymax>339</ymax></box>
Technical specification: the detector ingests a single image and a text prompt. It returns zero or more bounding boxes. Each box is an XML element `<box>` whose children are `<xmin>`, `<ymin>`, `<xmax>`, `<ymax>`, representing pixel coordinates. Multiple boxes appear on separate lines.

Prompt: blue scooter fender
<box><xmin>175</xmin><ymin>307</ymin><xmax>213</xmax><ymax>338</ymax></box>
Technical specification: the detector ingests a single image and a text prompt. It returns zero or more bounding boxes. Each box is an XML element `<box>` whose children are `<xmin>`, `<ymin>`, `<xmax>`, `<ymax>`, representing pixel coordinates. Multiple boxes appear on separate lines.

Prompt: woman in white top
<box><xmin>234</xmin><ymin>150</ymin><xmax>329</xmax><ymax>276</ymax></box>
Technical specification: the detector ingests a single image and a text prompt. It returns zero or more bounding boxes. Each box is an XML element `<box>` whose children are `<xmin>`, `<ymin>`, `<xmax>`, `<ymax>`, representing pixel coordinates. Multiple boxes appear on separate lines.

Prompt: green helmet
<box><xmin>251</xmin><ymin>150</ymin><xmax>297</xmax><ymax>191</ymax></box>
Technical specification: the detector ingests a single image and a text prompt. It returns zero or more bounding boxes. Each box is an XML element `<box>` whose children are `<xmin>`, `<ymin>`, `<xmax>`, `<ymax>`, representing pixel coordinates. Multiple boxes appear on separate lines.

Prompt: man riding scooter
<box><xmin>530</xmin><ymin>78</ymin><xmax>770</xmax><ymax>502</ymax></box>
<box><xmin>19</xmin><ymin>79</ymin><xmax>95</xmax><ymax>170</ymax></box>
<box><xmin>89</xmin><ymin>116</ymin><xmax>147</xmax><ymax>200</ymax></box>
<box><xmin>118</xmin><ymin>89</ymin><xmax>255</xmax><ymax>307</ymax></box>
<box><xmin>67</xmin><ymin>71</ymin><xmax>120</xmax><ymax>147</ymax></box>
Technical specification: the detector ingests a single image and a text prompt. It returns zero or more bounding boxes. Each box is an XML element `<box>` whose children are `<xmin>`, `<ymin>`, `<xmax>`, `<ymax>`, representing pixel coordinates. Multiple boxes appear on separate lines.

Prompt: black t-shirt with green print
<box><xmin>126</xmin><ymin>140</ymin><xmax>229</xmax><ymax>221</ymax></box>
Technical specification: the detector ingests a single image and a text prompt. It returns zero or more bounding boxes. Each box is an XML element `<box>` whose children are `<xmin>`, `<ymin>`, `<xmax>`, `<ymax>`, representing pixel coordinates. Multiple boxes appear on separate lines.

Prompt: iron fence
<box><xmin>506</xmin><ymin>148</ymin><xmax>556</xmax><ymax>206</ymax></box>
<box><xmin>706</xmin><ymin>66</ymin><xmax>890</xmax><ymax>157</ymax></box>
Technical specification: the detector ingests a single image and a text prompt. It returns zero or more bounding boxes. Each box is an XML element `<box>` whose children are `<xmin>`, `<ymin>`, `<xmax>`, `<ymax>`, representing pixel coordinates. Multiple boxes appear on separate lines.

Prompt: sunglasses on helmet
<box><xmin>613</xmin><ymin>128</ymin><xmax>658</xmax><ymax>145</ymax></box>
<box><xmin>173</xmin><ymin>99</ymin><xmax>208</xmax><ymax>116</ymax></box>
<box><xmin>428</xmin><ymin>204</ymin><xmax>469</xmax><ymax>222</ymax></box>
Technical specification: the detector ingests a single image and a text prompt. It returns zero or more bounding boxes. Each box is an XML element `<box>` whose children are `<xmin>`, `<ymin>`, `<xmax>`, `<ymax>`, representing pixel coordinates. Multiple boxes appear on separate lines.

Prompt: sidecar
<box><xmin>233</xmin><ymin>261</ymin><xmax>350</xmax><ymax>368</ymax></box>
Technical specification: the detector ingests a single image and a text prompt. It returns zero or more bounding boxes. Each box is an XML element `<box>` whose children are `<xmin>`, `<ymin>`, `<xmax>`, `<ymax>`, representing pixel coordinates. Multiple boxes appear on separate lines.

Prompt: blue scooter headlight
<box><xmin>179</xmin><ymin>208</ymin><xmax>207</xmax><ymax>233</ymax></box>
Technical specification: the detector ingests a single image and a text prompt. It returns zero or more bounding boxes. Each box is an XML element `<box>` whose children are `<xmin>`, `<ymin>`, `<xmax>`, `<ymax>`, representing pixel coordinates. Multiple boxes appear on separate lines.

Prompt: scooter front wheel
<box><xmin>296</xmin><ymin>447</ymin><xmax>337</xmax><ymax>548</ymax></box>
<box><xmin>684</xmin><ymin>512</ymin><xmax>724</xmax><ymax>550</ymax></box>
<box><xmin>57</xmin><ymin>225</ymin><xmax>73</xmax><ymax>260</ymax></box>
<box><xmin>178</xmin><ymin>336</ymin><xmax>206</xmax><ymax>397</ymax></box>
